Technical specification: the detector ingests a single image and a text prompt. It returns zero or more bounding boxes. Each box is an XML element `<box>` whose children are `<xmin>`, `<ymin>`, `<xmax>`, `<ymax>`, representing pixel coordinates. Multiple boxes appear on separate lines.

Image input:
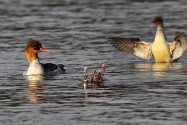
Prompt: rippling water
<box><xmin>0</xmin><ymin>0</ymin><xmax>187</xmax><ymax>125</ymax></box>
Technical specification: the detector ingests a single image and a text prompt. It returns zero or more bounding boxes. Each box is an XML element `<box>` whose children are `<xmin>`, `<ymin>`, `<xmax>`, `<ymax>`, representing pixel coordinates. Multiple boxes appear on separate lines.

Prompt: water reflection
<box><xmin>25</xmin><ymin>75</ymin><xmax>46</xmax><ymax>104</ymax></box>
<box><xmin>83</xmin><ymin>87</ymin><xmax>107</xmax><ymax>98</ymax></box>
<box><xmin>82</xmin><ymin>81</ymin><xmax>105</xmax><ymax>89</ymax></box>
<box><xmin>25</xmin><ymin>75</ymin><xmax>44</xmax><ymax>82</ymax></box>
<box><xmin>81</xmin><ymin>80</ymin><xmax>107</xmax><ymax>98</ymax></box>
<box><xmin>135</xmin><ymin>63</ymin><xmax>182</xmax><ymax>78</ymax></box>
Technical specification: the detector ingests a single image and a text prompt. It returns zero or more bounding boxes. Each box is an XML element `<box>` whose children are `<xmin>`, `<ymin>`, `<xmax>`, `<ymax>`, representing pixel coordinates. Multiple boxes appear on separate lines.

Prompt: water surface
<box><xmin>0</xmin><ymin>0</ymin><xmax>187</xmax><ymax>125</ymax></box>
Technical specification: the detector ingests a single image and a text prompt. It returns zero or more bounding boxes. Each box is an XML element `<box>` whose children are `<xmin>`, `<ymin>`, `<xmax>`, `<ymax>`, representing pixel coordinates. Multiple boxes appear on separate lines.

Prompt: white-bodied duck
<box><xmin>24</xmin><ymin>39</ymin><xmax>65</xmax><ymax>76</ymax></box>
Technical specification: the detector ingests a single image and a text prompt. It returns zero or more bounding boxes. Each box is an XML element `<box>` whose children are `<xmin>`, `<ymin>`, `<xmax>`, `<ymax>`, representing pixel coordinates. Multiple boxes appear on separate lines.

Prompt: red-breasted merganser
<box><xmin>23</xmin><ymin>39</ymin><xmax>65</xmax><ymax>76</ymax></box>
<box><xmin>109</xmin><ymin>16</ymin><xmax>187</xmax><ymax>63</ymax></box>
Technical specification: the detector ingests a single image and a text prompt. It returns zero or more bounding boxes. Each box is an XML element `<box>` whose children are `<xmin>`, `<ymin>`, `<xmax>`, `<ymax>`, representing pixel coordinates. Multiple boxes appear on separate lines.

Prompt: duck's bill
<box><xmin>39</xmin><ymin>48</ymin><xmax>51</xmax><ymax>52</ymax></box>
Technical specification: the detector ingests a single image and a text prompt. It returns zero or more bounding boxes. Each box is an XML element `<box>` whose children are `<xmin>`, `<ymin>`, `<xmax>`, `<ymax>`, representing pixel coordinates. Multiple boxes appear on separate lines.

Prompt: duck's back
<box><xmin>41</xmin><ymin>63</ymin><xmax>65</xmax><ymax>76</ymax></box>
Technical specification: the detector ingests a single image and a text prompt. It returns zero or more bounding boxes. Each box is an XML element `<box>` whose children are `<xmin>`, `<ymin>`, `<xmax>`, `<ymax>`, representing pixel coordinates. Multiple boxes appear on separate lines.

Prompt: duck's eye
<box><xmin>33</xmin><ymin>46</ymin><xmax>40</xmax><ymax>50</ymax></box>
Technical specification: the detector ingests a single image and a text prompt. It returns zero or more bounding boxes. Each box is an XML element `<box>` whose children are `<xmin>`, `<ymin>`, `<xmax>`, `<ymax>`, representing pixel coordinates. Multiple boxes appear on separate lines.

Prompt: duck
<box><xmin>23</xmin><ymin>39</ymin><xmax>65</xmax><ymax>76</ymax></box>
<box><xmin>109</xmin><ymin>16</ymin><xmax>187</xmax><ymax>63</ymax></box>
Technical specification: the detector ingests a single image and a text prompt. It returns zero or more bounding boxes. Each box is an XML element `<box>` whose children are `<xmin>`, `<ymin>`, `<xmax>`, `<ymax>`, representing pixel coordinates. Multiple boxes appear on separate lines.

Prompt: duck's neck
<box><xmin>154</xmin><ymin>28</ymin><xmax>167</xmax><ymax>44</ymax></box>
<box><xmin>25</xmin><ymin>52</ymin><xmax>39</xmax><ymax>63</ymax></box>
<box><xmin>25</xmin><ymin>59</ymin><xmax>44</xmax><ymax>75</ymax></box>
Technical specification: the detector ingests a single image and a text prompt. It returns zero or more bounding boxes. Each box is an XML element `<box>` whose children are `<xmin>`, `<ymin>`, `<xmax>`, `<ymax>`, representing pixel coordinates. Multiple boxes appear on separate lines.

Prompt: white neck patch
<box><xmin>23</xmin><ymin>60</ymin><xmax>44</xmax><ymax>75</ymax></box>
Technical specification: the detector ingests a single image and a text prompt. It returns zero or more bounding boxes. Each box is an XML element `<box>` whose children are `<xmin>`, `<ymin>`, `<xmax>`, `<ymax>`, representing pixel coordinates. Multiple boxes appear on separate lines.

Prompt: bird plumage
<box><xmin>109</xmin><ymin>16</ymin><xmax>187</xmax><ymax>63</ymax></box>
<box><xmin>24</xmin><ymin>39</ymin><xmax>65</xmax><ymax>76</ymax></box>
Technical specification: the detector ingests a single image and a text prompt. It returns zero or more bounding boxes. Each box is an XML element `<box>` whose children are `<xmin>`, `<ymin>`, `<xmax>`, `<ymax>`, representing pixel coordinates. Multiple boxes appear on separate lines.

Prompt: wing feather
<box><xmin>109</xmin><ymin>37</ymin><xmax>152</xmax><ymax>60</ymax></box>
<box><xmin>168</xmin><ymin>33</ymin><xmax>187</xmax><ymax>61</ymax></box>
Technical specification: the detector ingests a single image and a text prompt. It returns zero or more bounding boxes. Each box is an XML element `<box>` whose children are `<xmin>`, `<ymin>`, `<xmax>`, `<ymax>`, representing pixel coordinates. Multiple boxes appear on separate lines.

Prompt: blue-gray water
<box><xmin>0</xmin><ymin>0</ymin><xmax>187</xmax><ymax>125</ymax></box>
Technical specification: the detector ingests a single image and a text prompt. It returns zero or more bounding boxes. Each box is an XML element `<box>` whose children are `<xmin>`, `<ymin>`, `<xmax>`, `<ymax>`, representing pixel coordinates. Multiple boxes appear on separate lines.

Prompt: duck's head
<box><xmin>25</xmin><ymin>39</ymin><xmax>50</xmax><ymax>63</ymax></box>
<box><xmin>151</xmin><ymin>16</ymin><xmax>164</xmax><ymax>29</ymax></box>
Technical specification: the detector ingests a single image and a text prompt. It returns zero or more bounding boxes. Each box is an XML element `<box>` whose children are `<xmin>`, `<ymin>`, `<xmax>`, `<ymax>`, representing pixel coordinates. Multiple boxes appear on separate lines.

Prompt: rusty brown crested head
<box><xmin>25</xmin><ymin>39</ymin><xmax>50</xmax><ymax>62</ymax></box>
<box><xmin>25</xmin><ymin>39</ymin><xmax>42</xmax><ymax>52</ymax></box>
<box><xmin>151</xmin><ymin>16</ymin><xmax>164</xmax><ymax>29</ymax></box>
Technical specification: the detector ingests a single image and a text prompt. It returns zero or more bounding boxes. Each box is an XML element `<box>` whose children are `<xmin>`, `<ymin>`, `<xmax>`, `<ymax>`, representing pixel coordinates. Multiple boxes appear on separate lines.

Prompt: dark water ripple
<box><xmin>0</xmin><ymin>0</ymin><xmax>187</xmax><ymax>125</ymax></box>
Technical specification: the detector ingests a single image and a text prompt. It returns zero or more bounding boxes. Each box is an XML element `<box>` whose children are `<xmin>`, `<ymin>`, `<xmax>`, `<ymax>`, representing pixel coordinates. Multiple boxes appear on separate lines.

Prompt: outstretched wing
<box><xmin>168</xmin><ymin>33</ymin><xmax>187</xmax><ymax>61</ymax></box>
<box><xmin>109</xmin><ymin>37</ymin><xmax>152</xmax><ymax>60</ymax></box>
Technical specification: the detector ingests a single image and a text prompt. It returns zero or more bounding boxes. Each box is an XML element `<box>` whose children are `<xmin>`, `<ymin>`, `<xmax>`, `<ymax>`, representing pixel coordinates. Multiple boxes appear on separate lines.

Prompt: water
<box><xmin>0</xmin><ymin>0</ymin><xmax>187</xmax><ymax>125</ymax></box>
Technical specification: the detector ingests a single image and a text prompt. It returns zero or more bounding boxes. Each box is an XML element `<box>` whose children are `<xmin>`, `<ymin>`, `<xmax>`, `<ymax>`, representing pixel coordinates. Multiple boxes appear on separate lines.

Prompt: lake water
<box><xmin>0</xmin><ymin>0</ymin><xmax>187</xmax><ymax>125</ymax></box>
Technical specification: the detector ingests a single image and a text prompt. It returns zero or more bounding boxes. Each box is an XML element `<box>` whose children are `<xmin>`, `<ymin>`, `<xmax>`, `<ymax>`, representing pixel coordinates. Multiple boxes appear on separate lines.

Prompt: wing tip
<box><xmin>175</xmin><ymin>32</ymin><xmax>185</xmax><ymax>41</ymax></box>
